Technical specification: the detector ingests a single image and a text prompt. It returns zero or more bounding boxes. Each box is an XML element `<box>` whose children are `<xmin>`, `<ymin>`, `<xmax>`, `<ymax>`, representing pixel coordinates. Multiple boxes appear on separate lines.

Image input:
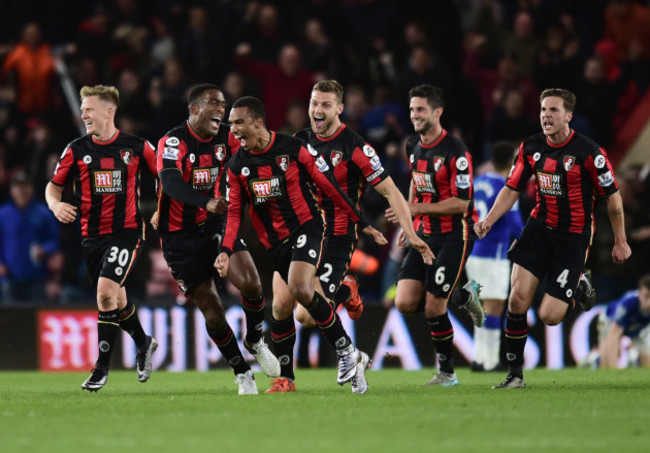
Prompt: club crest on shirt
<box><xmin>276</xmin><ymin>155</ymin><xmax>289</xmax><ymax>172</ymax></box>
<box><xmin>433</xmin><ymin>157</ymin><xmax>445</xmax><ymax>172</ymax></box>
<box><xmin>330</xmin><ymin>150</ymin><xmax>343</xmax><ymax>167</ymax></box>
<box><xmin>563</xmin><ymin>155</ymin><xmax>575</xmax><ymax>171</ymax></box>
<box><xmin>215</xmin><ymin>144</ymin><xmax>226</xmax><ymax>161</ymax></box>
<box><xmin>120</xmin><ymin>149</ymin><xmax>132</xmax><ymax>164</ymax></box>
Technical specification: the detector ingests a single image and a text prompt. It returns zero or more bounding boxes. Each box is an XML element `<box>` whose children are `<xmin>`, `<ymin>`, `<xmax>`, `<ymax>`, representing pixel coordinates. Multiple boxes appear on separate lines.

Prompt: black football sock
<box><xmin>206</xmin><ymin>322</ymin><xmax>250</xmax><ymax>375</ymax></box>
<box><xmin>504</xmin><ymin>311</ymin><xmax>527</xmax><ymax>378</ymax></box>
<box><xmin>333</xmin><ymin>284</ymin><xmax>351</xmax><ymax>308</ymax></box>
<box><xmin>117</xmin><ymin>299</ymin><xmax>147</xmax><ymax>349</ymax></box>
<box><xmin>271</xmin><ymin>317</ymin><xmax>296</xmax><ymax>381</ymax></box>
<box><xmin>306</xmin><ymin>292</ymin><xmax>351</xmax><ymax>351</ymax></box>
<box><xmin>450</xmin><ymin>287</ymin><xmax>471</xmax><ymax>307</ymax></box>
<box><xmin>427</xmin><ymin>313</ymin><xmax>455</xmax><ymax>374</ymax></box>
<box><xmin>241</xmin><ymin>292</ymin><xmax>266</xmax><ymax>345</ymax></box>
<box><xmin>96</xmin><ymin>309</ymin><xmax>120</xmax><ymax>370</ymax></box>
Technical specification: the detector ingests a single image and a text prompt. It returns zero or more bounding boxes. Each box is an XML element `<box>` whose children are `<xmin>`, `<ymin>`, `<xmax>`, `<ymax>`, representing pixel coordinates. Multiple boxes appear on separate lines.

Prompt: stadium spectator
<box><xmin>474</xmin><ymin>3</ymin><xmax>541</xmax><ymax>77</ymax></box>
<box><xmin>45</xmin><ymin>85</ymin><xmax>158</xmax><ymax>391</ymax></box>
<box><xmin>484</xmin><ymin>88</ymin><xmax>538</xmax><ymax>151</ymax></box>
<box><xmin>235</xmin><ymin>2</ymin><xmax>286</xmax><ymax>63</ymax></box>
<box><xmin>386</xmin><ymin>84</ymin><xmax>485</xmax><ymax>387</ymax></box>
<box><xmin>464</xmin><ymin>141</ymin><xmax>523</xmax><ymax>372</ymax></box>
<box><xmin>0</xmin><ymin>172</ymin><xmax>61</xmax><ymax>303</ymax></box>
<box><xmin>395</xmin><ymin>44</ymin><xmax>453</xmax><ymax>111</ymax></box>
<box><xmin>215</xmin><ymin>95</ymin><xmax>371</xmax><ymax>394</ymax></box>
<box><xmin>464</xmin><ymin>35</ymin><xmax>540</xmax><ymax>123</ymax></box>
<box><xmin>475</xmin><ymin>88</ymin><xmax>632</xmax><ymax>389</ymax></box>
<box><xmin>1</xmin><ymin>22</ymin><xmax>58</xmax><ymax>118</ymax></box>
<box><xmin>535</xmin><ymin>22</ymin><xmax>582</xmax><ymax>93</ymax></box>
<box><xmin>177</xmin><ymin>5</ymin><xmax>224</xmax><ymax>83</ymax></box>
<box><xmin>233</xmin><ymin>42</ymin><xmax>317</xmax><ymax>130</ymax></box>
<box><xmin>155</xmin><ymin>84</ymin><xmax>279</xmax><ymax>395</ymax></box>
<box><xmin>147</xmin><ymin>58</ymin><xmax>191</xmax><ymax>141</ymax></box>
<box><xmin>604</xmin><ymin>0</ymin><xmax>650</xmax><ymax>62</ymax></box>
<box><xmin>279</xmin><ymin>98</ymin><xmax>309</xmax><ymax>135</ymax></box>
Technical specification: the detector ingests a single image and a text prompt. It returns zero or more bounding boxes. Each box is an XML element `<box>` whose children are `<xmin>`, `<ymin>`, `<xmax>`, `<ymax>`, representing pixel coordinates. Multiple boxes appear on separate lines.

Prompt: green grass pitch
<box><xmin>1</xmin><ymin>367</ymin><xmax>649</xmax><ymax>453</ymax></box>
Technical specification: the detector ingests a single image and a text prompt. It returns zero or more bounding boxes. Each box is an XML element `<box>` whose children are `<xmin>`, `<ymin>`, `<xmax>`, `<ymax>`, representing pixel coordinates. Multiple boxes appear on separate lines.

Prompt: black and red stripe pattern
<box><xmin>51</xmin><ymin>130</ymin><xmax>157</xmax><ymax>238</ymax></box>
<box><xmin>221</xmin><ymin>131</ymin><xmax>361</xmax><ymax>254</ymax></box>
<box><xmin>406</xmin><ymin>129</ymin><xmax>478</xmax><ymax>239</ymax></box>
<box><xmin>506</xmin><ymin>130</ymin><xmax>618</xmax><ymax>238</ymax></box>
<box><xmin>295</xmin><ymin>124</ymin><xmax>388</xmax><ymax>239</ymax></box>
<box><xmin>156</xmin><ymin>121</ymin><xmax>237</xmax><ymax>232</ymax></box>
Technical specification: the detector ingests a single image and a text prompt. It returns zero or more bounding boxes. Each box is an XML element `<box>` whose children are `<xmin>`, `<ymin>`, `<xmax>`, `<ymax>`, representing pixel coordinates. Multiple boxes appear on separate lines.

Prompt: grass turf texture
<box><xmin>1</xmin><ymin>368</ymin><xmax>648</xmax><ymax>453</ymax></box>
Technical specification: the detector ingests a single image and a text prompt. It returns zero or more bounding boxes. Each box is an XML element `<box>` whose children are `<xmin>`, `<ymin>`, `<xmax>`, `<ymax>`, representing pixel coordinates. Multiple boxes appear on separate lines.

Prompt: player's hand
<box><xmin>150</xmin><ymin>210</ymin><xmax>159</xmax><ymax>230</ymax></box>
<box><xmin>612</xmin><ymin>242</ymin><xmax>632</xmax><ymax>264</ymax></box>
<box><xmin>411</xmin><ymin>237</ymin><xmax>434</xmax><ymax>265</ymax></box>
<box><xmin>474</xmin><ymin>220</ymin><xmax>491</xmax><ymax>239</ymax></box>
<box><xmin>396</xmin><ymin>228</ymin><xmax>408</xmax><ymax>248</ymax></box>
<box><xmin>51</xmin><ymin>201</ymin><xmax>77</xmax><ymax>224</ymax></box>
<box><xmin>214</xmin><ymin>252</ymin><xmax>230</xmax><ymax>277</ymax></box>
<box><xmin>384</xmin><ymin>207</ymin><xmax>398</xmax><ymax>224</ymax></box>
<box><xmin>206</xmin><ymin>197</ymin><xmax>227</xmax><ymax>214</ymax></box>
<box><xmin>362</xmin><ymin>225</ymin><xmax>388</xmax><ymax>245</ymax></box>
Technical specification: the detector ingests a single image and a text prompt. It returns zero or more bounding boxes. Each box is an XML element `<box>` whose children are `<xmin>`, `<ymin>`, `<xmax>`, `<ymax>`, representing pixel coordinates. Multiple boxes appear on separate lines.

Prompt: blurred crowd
<box><xmin>1</xmin><ymin>0</ymin><xmax>649</xmax><ymax>306</ymax></box>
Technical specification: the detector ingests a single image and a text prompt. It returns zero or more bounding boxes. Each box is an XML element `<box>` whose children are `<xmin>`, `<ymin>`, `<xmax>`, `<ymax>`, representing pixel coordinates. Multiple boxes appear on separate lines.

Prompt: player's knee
<box><xmin>395</xmin><ymin>298</ymin><xmax>418</xmax><ymax>314</ymax></box>
<box><xmin>296</xmin><ymin>309</ymin><xmax>316</xmax><ymax>328</ymax></box>
<box><xmin>235</xmin><ymin>276</ymin><xmax>263</xmax><ymax>299</ymax></box>
<box><xmin>96</xmin><ymin>291</ymin><xmax>117</xmax><ymax>310</ymax></box>
<box><xmin>289</xmin><ymin>284</ymin><xmax>313</xmax><ymax>305</ymax></box>
<box><xmin>202</xmin><ymin>303</ymin><xmax>226</xmax><ymax>328</ymax></box>
<box><xmin>538</xmin><ymin>306</ymin><xmax>564</xmax><ymax>326</ymax></box>
<box><xmin>508</xmin><ymin>291</ymin><xmax>530</xmax><ymax>313</ymax></box>
<box><xmin>272</xmin><ymin>298</ymin><xmax>294</xmax><ymax>319</ymax></box>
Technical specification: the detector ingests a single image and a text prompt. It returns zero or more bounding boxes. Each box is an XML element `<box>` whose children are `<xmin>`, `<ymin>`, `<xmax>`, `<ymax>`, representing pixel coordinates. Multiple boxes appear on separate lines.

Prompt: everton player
<box><xmin>387</xmin><ymin>84</ymin><xmax>484</xmax><ymax>387</ymax></box>
<box><xmin>215</xmin><ymin>96</ymin><xmax>378</xmax><ymax>394</ymax></box>
<box><xmin>465</xmin><ymin>142</ymin><xmax>524</xmax><ymax>372</ymax></box>
<box><xmin>46</xmin><ymin>85</ymin><xmax>158</xmax><ymax>391</ymax></box>
<box><xmin>156</xmin><ymin>84</ymin><xmax>279</xmax><ymax>395</ymax></box>
<box><xmin>475</xmin><ymin>88</ymin><xmax>632</xmax><ymax>389</ymax></box>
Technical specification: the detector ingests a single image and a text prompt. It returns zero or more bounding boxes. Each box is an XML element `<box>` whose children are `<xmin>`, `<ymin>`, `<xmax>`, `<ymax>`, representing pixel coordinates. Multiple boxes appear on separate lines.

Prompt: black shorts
<box><xmin>161</xmin><ymin>223</ymin><xmax>248</xmax><ymax>295</ymax></box>
<box><xmin>83</xmin><ymin>230</ymin><xmax>143</xmax><ymax>287</ymax></box>
<box><xmin>270</xmin><ymin>219</ymin><xmax>326</xmax><ymax>282</ymax></box>
<box><xmin>318</xmin><ymin>235</ymin><xmax>355</xmax><ymax>299</ymax></box>
<box><xmin>397</xmin><ymin>234</ymin><xmax>474</xmax><ymax>298</ymax></box>
<box><xmin>508</xmin><ymin>219</ymin><xmax>589</xmax><ymax>304</ymax></box>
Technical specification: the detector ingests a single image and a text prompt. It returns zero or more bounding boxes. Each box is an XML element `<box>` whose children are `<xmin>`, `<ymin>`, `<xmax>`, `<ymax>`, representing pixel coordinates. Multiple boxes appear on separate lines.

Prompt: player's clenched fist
<box><xmin>214</xmin><ymin>252</ymin><xmax>230</xmax><ymax>277</ymax></box>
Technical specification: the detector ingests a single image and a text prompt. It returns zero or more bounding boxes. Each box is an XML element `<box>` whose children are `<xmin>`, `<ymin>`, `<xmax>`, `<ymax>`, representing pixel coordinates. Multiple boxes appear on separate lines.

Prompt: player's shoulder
<box><xmin>442</xmin><ymin>131</ymin><xmax>468</xmax><ymax>151</ymax></box>
<box><xmin>162</xmin><ymin>122</ymin><xmax>188</xmax><ymax>140</ymax></box>
<box><xmin>293</xmin><ymin>127</ymin><xmax>313</xmax><ymax>142</ymax></box>
<box><xmin>405</xmin><ymin>134</ymin><xmax>420</xmax><ymax>152</ymax></box>
<box><xmin>115</xmin><ymin>131</ymin><xmax>149</xmax><ymax>149</ymax></box>
<box><xmin>338</xmin><ymin>125</ymin><xmax>371</xmax><ymax>153</ymax></box>
<box><xmin>275</xmin><ymin>131</ymin><xmax>305</xmax><ymax>151</ymax></box>
<box><xmin>62</xmin><ymin>135</ymin><xmax>89</xmax><ymax>152</ymax></box>
<box><xmin>569</xmin><ymin>130</ymin><xmax>602</xmax><ymax>155</ymax></box>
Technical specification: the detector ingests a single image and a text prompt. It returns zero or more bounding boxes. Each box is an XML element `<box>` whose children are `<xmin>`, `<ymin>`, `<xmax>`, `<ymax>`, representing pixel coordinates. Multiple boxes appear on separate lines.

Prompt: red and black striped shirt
<box><xmin>51</xmin><ymin>130</ymin><xmax>157</xmax><ymax>238</ymax></box>
<box><xmin>294</xmin><ymin>124</ymin><xmax>388</xmax><ymax>239</ymax></box>
<box><xmin>507</xmin><ymin>130</ymin><xmax>619</xmax><ymax>237</ymax></box>
<box><xmin>156</xmin><ymin>121</ymin><xmax>239</xmax><ymax>233</ymax></box>
<box><xmin>406</xmin><ymin>129</ymin><xmax>478</xmax><ymax>239</ymax></box>
<box><xmin>221</xmin><ymin>131</ymin><xmax>361</xmax><ymax>255</ymax></box>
